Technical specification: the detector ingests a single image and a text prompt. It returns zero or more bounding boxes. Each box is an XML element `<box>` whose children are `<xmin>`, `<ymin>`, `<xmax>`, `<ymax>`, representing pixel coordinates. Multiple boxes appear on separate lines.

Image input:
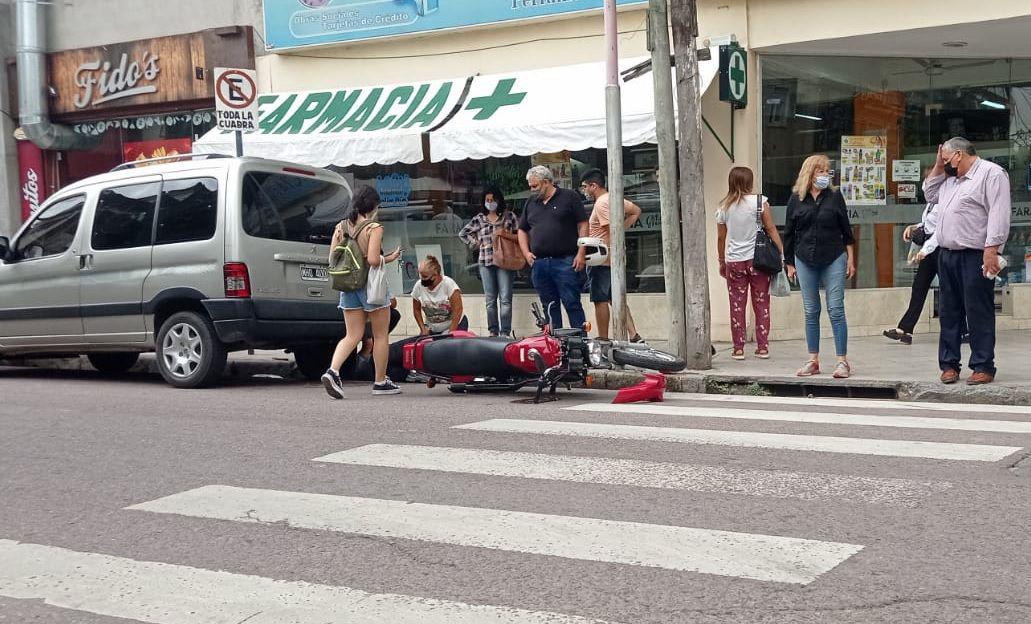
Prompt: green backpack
<box><xmin>328</xmin><ymin>220</ymin><xmax>377</xmax><ymax>292</ymax></box>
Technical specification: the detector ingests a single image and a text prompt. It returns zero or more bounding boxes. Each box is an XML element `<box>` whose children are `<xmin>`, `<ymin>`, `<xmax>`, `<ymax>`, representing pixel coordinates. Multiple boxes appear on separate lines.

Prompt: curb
<box><xmin>5</xmin><ymin>356</ymin><xmax>1029</xmax><ymax>406</ymax></box>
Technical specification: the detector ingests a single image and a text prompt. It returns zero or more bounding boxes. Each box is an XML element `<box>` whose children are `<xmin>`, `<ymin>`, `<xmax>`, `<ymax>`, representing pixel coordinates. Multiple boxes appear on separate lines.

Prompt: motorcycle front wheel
<box><xmin>611</xmin><ymin>347</ymin><xmax>687</xmax><ymax>373</ymax></box>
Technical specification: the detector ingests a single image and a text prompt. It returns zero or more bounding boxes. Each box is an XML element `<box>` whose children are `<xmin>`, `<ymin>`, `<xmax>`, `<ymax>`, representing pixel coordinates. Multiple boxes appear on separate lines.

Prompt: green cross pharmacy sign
<box><xmin>718</xmin><ymin>45</ymin><xmax>747</xmax><ymax>108</ymax></box>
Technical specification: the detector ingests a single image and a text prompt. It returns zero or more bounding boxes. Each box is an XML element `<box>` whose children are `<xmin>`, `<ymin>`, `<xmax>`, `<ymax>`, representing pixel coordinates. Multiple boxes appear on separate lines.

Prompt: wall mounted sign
<box><xmin>892</xmin><ymin>159</ymin><xmax>921</xmax><ymax>182</ymax></box>
<box><xmin>262</xmin><ymin>0</ymin><xmax>646</xmax><ymax>51</ymax></box>
<box><xmin>718</xmin><ymin>45</ymin><xmax>747</xmax><ymax>108</ymax></box>
<box><xmin>47</xmin><ymin>28</ymin><xmax>255</xmax><ymax>117</ymax></box>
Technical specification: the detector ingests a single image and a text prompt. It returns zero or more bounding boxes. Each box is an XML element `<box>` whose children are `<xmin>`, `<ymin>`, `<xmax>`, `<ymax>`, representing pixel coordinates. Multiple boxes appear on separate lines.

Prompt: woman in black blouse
<box><xmin>783</xmin><ymin>154</ymin><xmax>856</xmax><ymax>379</ymax></box>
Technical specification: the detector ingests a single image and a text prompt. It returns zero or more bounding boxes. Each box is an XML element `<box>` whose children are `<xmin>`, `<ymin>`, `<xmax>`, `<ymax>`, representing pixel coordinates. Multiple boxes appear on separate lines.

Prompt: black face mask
<box><xmin>420</xmin><ymin>278</ymin><xmax>435</xmax><ymax>287</ymax></box>
<box><xmin>943</xmin><ymin>161</ymin><xmax>959</xmax><ymax>177</ymax></box>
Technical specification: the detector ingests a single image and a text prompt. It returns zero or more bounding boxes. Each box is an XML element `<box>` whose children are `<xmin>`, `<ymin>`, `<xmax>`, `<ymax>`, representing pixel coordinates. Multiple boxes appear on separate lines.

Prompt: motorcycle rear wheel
<box><xmin>611</xmin><ymin>347</ymin><xmax>686</xmax><ymax>373</ymax></box>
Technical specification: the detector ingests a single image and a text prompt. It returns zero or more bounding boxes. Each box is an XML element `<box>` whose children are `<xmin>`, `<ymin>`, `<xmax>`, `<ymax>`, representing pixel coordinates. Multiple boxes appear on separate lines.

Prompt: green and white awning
<box><xmin>194</xmin><ymin>55</ymin><xmax>718</xmax><ymax>166</ymax></box>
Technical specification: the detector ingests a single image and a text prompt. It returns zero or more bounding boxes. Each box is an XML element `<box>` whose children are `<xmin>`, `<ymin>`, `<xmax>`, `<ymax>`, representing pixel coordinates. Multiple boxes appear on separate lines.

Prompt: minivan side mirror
<box><xmin>0</xmin><ymin>236</ymin><xmax>11</xmax><ymax>263</ymax></box>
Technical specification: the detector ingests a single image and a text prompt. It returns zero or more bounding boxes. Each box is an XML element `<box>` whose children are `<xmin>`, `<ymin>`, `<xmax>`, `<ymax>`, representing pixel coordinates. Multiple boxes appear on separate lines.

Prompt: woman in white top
<box><xmin>411</xmin><ymin>255</ymin><xmax>467</xmax><ymax>334</ymax></box>
<box><xmin>716</xmin><ymin>166</ymin><xmax>785</xmax><ymax>360</ymax></box>
<box><xmin>883</xmin><ymin>199</ymin><xmax>942</xmax><ymax>344</ymax></box>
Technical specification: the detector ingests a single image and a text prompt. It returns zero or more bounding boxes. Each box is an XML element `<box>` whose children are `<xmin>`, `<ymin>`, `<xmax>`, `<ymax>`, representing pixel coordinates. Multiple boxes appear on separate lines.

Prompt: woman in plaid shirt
<box><xmin>459</xmin><ymin>187</ymin><xmax>519</xmax><ymax>336</ymax></box>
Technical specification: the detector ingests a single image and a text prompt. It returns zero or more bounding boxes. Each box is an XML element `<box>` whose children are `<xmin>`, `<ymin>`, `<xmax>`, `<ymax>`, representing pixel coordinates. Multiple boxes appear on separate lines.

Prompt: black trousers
<box><xmin>897</xmin><ymin>249</ymin><xmax>939</xmax><ymax>334</ymax></box>
<box><xmin>938</xmin><ymin>249</ymin><xmax>996</xmax><ymax>375</ymax></box>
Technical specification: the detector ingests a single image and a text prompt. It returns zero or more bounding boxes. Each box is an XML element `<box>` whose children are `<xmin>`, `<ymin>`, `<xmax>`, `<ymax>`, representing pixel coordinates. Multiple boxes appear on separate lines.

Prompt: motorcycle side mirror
<box><xmin>530</xmin><ymin>302</ymin><xmax>545</xmax><ymax>326</ymax></box>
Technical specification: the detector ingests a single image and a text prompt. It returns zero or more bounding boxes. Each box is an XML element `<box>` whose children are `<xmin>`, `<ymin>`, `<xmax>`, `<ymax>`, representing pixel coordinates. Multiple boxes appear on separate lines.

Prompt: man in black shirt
<box><xmin>518</xmin><ymin>165</ymin><xmax>589</xmax><ymax>328</ymax></box>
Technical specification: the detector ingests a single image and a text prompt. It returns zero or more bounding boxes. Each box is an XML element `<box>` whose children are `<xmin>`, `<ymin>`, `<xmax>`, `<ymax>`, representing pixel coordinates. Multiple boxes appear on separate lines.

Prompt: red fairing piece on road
<box><xmin>403</xmin><ymin>303</ymin><xmax>686</xmax><ymax>403</ymax></box>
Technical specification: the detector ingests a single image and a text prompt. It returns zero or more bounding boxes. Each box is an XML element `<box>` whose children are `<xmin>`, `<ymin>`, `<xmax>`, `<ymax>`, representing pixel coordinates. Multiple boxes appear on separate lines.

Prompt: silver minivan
<box><xmin>0</xmin><ymin>155</ymin><xmax>351</xmax><ymax>388</ymax></box>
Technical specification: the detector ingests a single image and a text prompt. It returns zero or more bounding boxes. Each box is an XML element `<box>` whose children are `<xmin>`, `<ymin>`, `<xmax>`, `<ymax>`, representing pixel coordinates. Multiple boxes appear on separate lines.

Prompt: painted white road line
<box><xmin>0</xmin><ymin>539</ymin><xmax>611</xmax><ymax>624</ymax></box>
<box><xmin>453</xmin><ymin>419</ymin><xmax>1023</xmax><ymax>462</ymax></box>
<box><xmin>315</xmin><ymin>444</ymin><xmax>951</xmax><ymax>507</ymax></box>
<box><xmin>128</xmin><ymin>485</ymin><xmax>863</xmax><ymax>585</ymax></box>
<box><xmin>564</xmin><ymin>403</ymin><xmax>1031</xmax><ymax>434</ymax></box>
<box><xmin>664</xmin><ymin>393</ymin><xmax>1031</xmax><ymax>415</ymax></box>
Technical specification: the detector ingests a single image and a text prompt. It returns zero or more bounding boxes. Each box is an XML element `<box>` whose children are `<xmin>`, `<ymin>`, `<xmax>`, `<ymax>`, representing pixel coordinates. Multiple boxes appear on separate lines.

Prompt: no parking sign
<box><xmin>214</xmin><ymin>67</ymin><xmax>258</xmax><ymax>132</ymax></box>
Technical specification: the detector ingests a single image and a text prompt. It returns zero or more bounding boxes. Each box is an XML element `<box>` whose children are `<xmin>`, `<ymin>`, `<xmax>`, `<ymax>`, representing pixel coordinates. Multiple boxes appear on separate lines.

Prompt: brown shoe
<box><xmin>940</xmin><ymin>369</ymin><xmax>959</xmax><ymax>384</ymax></box>
<box><xmin>966</xmin><ymin>371</ymin><xmax>994</xmax><ymax>385</ymax></box>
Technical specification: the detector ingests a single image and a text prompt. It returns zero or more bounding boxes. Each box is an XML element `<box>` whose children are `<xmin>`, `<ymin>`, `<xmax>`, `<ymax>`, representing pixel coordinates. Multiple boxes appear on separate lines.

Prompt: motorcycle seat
<box><xmin>421</xmin><ymin>337</ymin><xmax>523</xmax><ymax>378</ymax></box>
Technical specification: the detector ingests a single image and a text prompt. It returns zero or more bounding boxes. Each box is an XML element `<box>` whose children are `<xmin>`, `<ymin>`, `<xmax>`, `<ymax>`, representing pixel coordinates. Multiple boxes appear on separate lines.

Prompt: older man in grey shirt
<box><xmin>923</xmin><ymin>136</ymin><xmax>1011</xmax><ymax>385</ymax></box>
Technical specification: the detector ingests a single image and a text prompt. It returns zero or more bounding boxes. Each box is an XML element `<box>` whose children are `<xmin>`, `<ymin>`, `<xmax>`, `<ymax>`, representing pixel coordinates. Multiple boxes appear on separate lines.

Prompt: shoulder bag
<box><xmin>752</xmin><ymin>194</ymin><xmax>783</xmax><ymax>274</ymax></box>
<box><xmin>492</xmin><ymin>212</ymin><xmax>527</xmax><ymax>271</ymax></box>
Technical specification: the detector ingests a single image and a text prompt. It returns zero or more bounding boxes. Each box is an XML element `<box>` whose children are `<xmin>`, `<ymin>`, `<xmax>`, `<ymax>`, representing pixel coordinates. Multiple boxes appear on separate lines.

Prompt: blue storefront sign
<box><xmin>263</xmin><ymin>0</ymin><xmax>646</xmax><ymax>51</ymax></box>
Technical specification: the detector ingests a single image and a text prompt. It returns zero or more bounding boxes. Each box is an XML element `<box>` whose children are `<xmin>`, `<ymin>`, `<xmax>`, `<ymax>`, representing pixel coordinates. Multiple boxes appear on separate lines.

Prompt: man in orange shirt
<box><xmin>579</xmin><ymin>168</ymin><xmax>644</xmax><ymax>342</ymax></box>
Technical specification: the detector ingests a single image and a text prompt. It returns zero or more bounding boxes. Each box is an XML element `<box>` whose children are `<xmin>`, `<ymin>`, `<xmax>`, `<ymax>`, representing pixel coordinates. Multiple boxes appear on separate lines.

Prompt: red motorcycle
<box><xmin>402</xmin><ymin>303</ymin><xmax>687</xmax><ymax>403</ymax></box>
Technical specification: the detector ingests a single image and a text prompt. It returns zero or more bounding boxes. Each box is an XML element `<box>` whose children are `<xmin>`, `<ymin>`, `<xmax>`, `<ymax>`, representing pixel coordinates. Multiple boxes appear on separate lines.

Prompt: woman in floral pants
<box><xmin>717</xmin><ymin>166</ymin><xmax>784</xmax><ymax>360</ymax></box>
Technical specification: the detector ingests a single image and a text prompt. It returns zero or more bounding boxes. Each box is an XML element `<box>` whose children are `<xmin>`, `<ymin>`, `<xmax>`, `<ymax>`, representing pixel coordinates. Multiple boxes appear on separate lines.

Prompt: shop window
<box><xmin>155</xmin><ymin>178</ymin><xmax>219</xmax><ymax>245</ymax></box>
<box><xmin>91</xmin><ymin>182</ymin><xmax>160</xmax><ymax>251</ymax></box>
<box><xmin>242</xmin><ymin>172</ymin><xmax>351</xmax><ymax>244</ymax></box>
<box><xmin>762</xmin><ymin>55</ymin><xmax>1031</xmax><ymax>289</ymax></box>
<box><xmin>335</xmin><ymin>145</ymin><xmax>666</xmax><ymax>296</ymax></box>
<box><xmin>15</xmin><ymin>196</ymin><xmax>86</xmax><ymax>260</ymax></box>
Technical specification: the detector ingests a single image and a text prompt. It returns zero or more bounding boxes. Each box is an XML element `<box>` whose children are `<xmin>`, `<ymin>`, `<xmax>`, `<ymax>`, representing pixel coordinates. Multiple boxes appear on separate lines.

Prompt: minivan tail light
<box><xmin>223</xmin><ymin>262</ymin><xmax>251</xmax><ymax>298</ymax></box>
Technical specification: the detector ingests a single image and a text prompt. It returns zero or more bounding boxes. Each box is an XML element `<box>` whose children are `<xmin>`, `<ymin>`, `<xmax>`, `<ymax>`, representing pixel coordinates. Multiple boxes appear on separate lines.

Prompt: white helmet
<box><xmin>577</xmin><ymin>236</ymin><xmax>609</xmax><ymax>267</ymax></box>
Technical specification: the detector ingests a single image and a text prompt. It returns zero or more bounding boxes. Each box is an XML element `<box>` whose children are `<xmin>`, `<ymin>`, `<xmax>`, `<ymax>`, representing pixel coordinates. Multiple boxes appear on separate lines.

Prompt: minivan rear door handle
<box><xmin>78</xmin><ymin>253</ymin><xmax>94</xmax><ymax>271</ymax></box>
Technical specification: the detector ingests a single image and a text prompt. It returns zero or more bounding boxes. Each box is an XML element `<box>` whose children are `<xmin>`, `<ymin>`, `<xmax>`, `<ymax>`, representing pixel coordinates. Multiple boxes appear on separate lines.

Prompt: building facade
<box><xmin>7</xmin><ymin>0</ymin><xmax>1031</xmax><ymax>344</ymax></box>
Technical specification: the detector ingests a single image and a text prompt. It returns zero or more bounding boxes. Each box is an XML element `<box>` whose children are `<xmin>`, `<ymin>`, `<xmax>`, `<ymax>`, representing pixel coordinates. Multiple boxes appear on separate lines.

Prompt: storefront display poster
<box><xmin>840</xmin><ymin>135</ymin><xmax>887</xmax><ymax>206</ymax></box>
<box><xmin>263</xmin><ymin>0</ymin><xmax>646</xmax><ymax>51</ymax></box>
<box><xmin>897</xmin><ymin>183</ymin><xmax>917</xmax><ymax>200</ymax></box>
<box><xmin>892</xmin><ymin>159</ymin><xmax>921</xmax><ymax>182</ymax></box>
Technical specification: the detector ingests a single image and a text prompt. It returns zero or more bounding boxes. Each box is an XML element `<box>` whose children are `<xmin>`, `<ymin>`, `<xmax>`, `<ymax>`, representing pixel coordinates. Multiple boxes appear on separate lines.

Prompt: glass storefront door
<box><xmin>761</xmin><ymin>55</ymin><xmax>1031</xmax><ymax>289</ymax></box>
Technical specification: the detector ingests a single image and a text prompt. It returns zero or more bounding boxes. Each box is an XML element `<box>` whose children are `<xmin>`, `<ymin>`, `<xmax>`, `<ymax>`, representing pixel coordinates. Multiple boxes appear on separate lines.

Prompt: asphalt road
<box><xmin>1</xmin><ymin>366</ymin><xmax>1030</xmax><ymax>623</ymax></box>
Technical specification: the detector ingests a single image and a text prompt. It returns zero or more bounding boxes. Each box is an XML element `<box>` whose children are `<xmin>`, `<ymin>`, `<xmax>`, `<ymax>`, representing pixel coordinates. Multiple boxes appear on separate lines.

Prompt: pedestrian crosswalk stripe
<box><xmin>315</xmin><ymin>444</ymin><xmax>950</xmax><ymax>507</ymax></box>
<box><xmin>453</xmin><ymin>419</ymin><xmax>1023</xmax><ymax>462</ymax></box>
<box><xmin>0</xmin><ymin>539</ymin><xmax>611</xmax><ymax>624</ymax></box>
<box><xmin>564</xmin><ymin>403</ymin><xmax>1031</xmax><ymax>433</ymax></box>
<box><xmin>127</xmin><ymin>485</ymin><xmax>863</xmax><ymax>585</ymax></box>
<box><xmin>668</xmin><ymin>394</ymin><xmax>1031</xmax><ymax>415</ymax></box>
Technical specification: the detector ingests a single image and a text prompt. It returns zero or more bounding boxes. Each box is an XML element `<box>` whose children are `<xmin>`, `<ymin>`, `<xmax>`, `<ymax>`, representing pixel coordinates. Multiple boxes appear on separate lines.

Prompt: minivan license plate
<box><xmin>300</xmin><ymin>264</ymin><xmax>328</xmax><ymax>282</ymax></box>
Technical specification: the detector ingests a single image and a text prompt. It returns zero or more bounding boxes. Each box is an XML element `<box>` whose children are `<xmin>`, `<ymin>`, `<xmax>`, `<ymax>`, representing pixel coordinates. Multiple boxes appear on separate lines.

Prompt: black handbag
<box><xmin>910</xmin><ymin>225</ymin><xmax>929</xmax><ymax>246</ymax></box>
<box><xmin>752</xmin><ymin>194</ymin><xmax>783</xmax><ymax>274</ymax></box>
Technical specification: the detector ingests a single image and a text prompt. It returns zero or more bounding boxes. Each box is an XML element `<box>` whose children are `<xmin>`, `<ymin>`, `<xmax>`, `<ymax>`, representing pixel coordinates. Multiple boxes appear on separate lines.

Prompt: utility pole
<box><xmin>670</xmin><ymin>0</ymin><xmax>712</xmax><ymax>368</ymax></box>
<box><xmin>647</xmin><ymin>0</ymin><xmax>688</xmax><ymax>359</ymax></box>
<box><xmin>603</xmin><ymin>0</ymin><xmax>628</xmax><ymax>341</ymax></box>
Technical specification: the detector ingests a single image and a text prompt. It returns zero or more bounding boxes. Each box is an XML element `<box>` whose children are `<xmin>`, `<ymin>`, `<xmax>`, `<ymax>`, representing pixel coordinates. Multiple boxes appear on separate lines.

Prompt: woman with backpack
<box><xmin>716</xmin><ymin>166</ymin><xmax>784</xmax><ymax>360</ymax></box>
<box><xmin>321</xmin><ymin>185</ymin><xmax>403</xmax><ymax>398</ymax></box>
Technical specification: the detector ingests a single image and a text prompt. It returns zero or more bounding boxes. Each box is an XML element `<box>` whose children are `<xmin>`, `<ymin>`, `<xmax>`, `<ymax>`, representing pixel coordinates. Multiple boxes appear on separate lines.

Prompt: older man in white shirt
<box><xmin>922</xmin><ymin>136</ymin><xmax>1011</xmax><ymax>385</ymax></box>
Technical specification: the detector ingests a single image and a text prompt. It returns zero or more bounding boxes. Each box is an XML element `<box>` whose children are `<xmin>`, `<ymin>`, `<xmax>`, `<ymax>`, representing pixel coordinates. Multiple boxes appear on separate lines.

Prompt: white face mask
<box><xmin>814</xmin><ymin>175</ymin><xmax>831</xmax><ymax>190</ymax></box>
<box><xmin>485</xmin><ymin>202</ymin><xmax>498</xmax><ymax>212</ymax></box>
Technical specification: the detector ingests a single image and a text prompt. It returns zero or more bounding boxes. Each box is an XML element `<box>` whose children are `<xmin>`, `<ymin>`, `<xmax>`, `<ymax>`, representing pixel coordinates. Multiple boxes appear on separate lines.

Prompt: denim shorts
<box><xmin>586</xmin><ymin>265</ymin><xmax>612</xmax><ymax>303</ymax></box>
<box><xmin>338</xmin><ymin>287</ymin><xmax>392</xmax><ymax>312</ymax></box>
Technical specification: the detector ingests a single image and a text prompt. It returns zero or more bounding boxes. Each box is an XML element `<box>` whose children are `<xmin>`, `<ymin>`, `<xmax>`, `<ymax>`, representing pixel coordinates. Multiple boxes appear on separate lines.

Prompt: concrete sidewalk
<box><xmin>695</xmin><ymin>329</ymin><xmax>1031</xmax><ymax>404</ymax></box>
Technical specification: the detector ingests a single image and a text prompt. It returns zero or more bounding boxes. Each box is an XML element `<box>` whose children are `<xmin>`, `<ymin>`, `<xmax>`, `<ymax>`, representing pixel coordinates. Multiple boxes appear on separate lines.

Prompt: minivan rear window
<box><xmin>241</xmin><ymin>172</ymin><xmax>351</xmax><ymax>244</ymax></box>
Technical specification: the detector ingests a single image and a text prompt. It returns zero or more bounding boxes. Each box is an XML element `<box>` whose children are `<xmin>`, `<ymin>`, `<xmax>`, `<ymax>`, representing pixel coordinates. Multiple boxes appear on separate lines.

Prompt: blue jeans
<box><xmin>530</xmin><ymin>255</ymin><xmax>586</xmax><ymax>329</ymax></box>
<box><xmin>938</xmin><ymin>249</ymin><xmax>996</xmax><ymax>375</ymax></box>
<box><xmin>480</xmin><ymin>264</ymin><xmax>514</xmax><ymax>335</ymax></box>
<box><xmin>795</xmin><ymin>254</ymin><xmax>848</xmax><ymax>357</ymax></box>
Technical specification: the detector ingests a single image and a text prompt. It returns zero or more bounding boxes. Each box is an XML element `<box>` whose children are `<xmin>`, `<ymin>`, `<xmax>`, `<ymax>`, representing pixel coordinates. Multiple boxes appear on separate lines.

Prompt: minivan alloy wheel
<box><xmin>162</xmin><ymin>322</ymin><xmax>203</xmax><ymax>379</ymax></box>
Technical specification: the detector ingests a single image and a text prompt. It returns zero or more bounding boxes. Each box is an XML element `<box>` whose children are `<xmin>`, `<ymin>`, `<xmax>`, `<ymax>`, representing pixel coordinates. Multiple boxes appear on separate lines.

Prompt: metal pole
<box><xmin>670</xmin><ymin>0</ymin><xmax>712</xmax><ymax>368</ymax></box>
<box><xmin>235</xmin><ymin>130</ymin><xmax>243</xmax><ymax>157</ymax></box>
<box><xmin>603</xmin><ymin>0</ymin><xmax>627</xmax><ymax>341</ymax></box>
<box><xmin>647</xmin><ymin>0</ymin><xmax>688</xmax><ymax>359</ymax></box>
